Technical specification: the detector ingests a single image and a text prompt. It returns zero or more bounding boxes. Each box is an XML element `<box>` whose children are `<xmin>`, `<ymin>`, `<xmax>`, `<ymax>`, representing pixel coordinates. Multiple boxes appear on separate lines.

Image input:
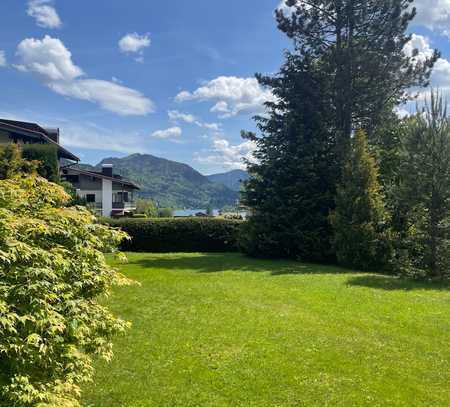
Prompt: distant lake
<box><xmin>173</xmin><ymin>209</ymin><xmax>220</xmax><ymax>217</ymax></box>
<box><xmin>173</xmin><ymin>209</ymin><xmax>248</xmax><ymax>219</ymax></box>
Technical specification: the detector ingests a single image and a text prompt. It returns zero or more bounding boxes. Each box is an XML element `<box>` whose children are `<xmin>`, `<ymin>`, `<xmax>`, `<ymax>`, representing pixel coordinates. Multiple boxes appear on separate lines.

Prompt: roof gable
<box><xmin>0</xmin><ymin>119</ymin><xmax>79</xmax><ymax>162</ymax></box>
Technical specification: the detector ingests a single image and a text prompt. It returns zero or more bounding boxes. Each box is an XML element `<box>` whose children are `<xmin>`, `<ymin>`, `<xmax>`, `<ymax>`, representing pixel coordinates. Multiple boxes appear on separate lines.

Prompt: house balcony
<box><xmin>87</xmin><ymin>202</ymin><xmax>102</xmax><ymax>210</ymax></box>
<box><xmin>112</xmin><ymin>201</ymin><xmax>136</xmax><ymax>210</ymax></box>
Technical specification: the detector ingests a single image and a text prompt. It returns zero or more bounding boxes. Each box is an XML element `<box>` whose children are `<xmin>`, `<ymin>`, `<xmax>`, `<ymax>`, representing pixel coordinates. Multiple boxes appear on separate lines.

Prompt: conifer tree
<box><xmin>395</xmin><ymin>92</ymin><xmax>450</xmax><ymax>279</ymax></box>
<box><xmin>241</xmin><ymin>56</ymin><xmax>337</xmax><ymax>261</ymax></box>
<box><xmin>330</xmin><ymin>130</ymin><xmax>391</xmax><ymax>270</ymax></box>
<box><xmin>242</xmin><ymin>1</ymin><xmax>437</xmax><ymax>260</ymax></box>
<box><xmin>277</xmin><ymin>0</ymin><xmax>438</xmax><ymax>161</ymax></box>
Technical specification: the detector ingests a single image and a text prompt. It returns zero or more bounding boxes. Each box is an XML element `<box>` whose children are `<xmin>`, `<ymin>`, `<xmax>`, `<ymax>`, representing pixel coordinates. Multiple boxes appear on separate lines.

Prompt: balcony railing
<box><xmin>112</xmin><ymin>201</ymin><xmax>136</xmax><ymax>209</ymax></box>
<box><xmin>86</xmin><ymin>202</ymin><xmax>102</xmax><ymax>209</ymax></box>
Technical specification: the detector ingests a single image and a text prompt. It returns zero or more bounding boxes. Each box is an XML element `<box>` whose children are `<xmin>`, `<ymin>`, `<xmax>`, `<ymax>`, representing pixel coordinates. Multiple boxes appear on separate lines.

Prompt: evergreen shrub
<box><xmin>105</xmin><ymin>218</ymin><xmax>243</xmax><ymax>252</ymax></box>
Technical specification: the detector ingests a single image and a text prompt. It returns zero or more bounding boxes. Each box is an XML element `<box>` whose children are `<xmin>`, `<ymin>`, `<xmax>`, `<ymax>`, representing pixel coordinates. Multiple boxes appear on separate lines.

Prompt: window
<box><xmin>114</xmin><ymin>192</ymin><xmax>129</xmax><ymax>203</ymax></box>
<box><xmin>86</xmin><ymin>194</ymin><xmax>96</xmax><ymax>203</ymax></box>
<box><xmin>65</xmin><ymin>175</ymin><xmax>79</xmax><ymax>183</ymax></box>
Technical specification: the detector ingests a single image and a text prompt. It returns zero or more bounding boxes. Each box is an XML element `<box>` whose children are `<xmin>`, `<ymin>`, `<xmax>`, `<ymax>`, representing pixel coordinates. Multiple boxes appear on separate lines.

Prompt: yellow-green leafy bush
<box><xmin>0</xmin><ymin>174</ymin><xmax>130</xmax><ymax>406</ymax></box>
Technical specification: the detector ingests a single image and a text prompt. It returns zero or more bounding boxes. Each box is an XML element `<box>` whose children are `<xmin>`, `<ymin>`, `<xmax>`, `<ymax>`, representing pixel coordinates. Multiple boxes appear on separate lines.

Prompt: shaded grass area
<box><xmin>82</xmin><ymin>253</ymin><xmax>450</xmax><ymax>407</ymax></box>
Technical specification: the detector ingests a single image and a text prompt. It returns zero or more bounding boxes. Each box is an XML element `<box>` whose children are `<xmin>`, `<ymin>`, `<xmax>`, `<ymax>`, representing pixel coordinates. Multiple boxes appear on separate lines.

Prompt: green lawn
<box><xmin>82</xmin><ymin>253</ymin><xmax>450</xmax><ymax>407</ymax></box>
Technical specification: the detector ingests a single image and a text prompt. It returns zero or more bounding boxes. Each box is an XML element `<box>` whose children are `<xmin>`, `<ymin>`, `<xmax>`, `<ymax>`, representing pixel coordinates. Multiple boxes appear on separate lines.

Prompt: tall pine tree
<box><xmin>277</xmin><ymin>0</ymin><xmax>438</xmax><ymax>161</ymax></box>
<box><xmin>395</xmin><ymin>92</ymin><xmax>450</xmax><ymax>279</ymax></box>
<box><xmin>242</xmin><ymin>0</ymin><xmax>437</xmax><ymax>260</ymax></box>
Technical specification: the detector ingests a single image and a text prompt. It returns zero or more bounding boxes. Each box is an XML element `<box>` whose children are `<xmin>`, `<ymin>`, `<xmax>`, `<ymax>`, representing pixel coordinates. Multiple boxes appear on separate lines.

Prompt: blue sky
<box><xmin>1</xmin><ymin>1</ymin><xmax>450</xmax><ymax>174</ymax></box>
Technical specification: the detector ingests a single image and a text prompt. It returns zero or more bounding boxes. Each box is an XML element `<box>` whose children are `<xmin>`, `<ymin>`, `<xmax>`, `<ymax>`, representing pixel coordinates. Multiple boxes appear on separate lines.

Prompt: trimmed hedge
<box><xmin>105</xmin><ymin>218</ymin><xmax>243</xmax><ymax>252</ymax></box>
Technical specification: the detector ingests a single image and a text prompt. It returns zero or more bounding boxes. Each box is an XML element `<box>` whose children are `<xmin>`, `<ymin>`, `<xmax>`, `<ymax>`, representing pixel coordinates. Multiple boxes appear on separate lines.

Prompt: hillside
<box><xmin>91</xmin><ymin>154</ymin><xmax>238</xmax><ymax>208</ymax></box>
<box><xmin>207</xmin><ymin>169</ymin><xmax>249</xmax><ymax>191</ymax></box>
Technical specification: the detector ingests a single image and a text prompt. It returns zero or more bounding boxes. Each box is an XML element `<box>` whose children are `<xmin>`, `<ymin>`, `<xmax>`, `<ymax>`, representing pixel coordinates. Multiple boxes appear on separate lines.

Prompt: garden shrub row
<box><xmin>105</xmin><ymin>218</ymin><xmax>243</xmax><ymax>252</ymax></box>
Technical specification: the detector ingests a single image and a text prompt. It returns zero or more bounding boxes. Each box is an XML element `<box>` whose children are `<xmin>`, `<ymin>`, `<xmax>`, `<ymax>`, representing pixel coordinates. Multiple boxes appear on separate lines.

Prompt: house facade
<box><xmin>0</xmin><ymin>118</ymin><xmax>139</xmax><ymax>218</ymax></box>
<box><xmin>61</xmin><ymin>164</ymin><xmax>139</xmax><ymax>217</ymax></box>
<box><xmin>0</xmin><ymin>119</ymin><xmax>80</xmax><ymax>163</ymax></box>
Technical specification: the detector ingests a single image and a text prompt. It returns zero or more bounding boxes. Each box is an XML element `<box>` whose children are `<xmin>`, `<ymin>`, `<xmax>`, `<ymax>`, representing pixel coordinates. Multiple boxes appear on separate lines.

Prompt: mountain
<box><xmin>91</xmin><ymin>154</ymin><xmax>238</xmax><ymax>208</ymax></box>
<box><xmin>207</xmin><ymin>169</ymin><xmax>249</xmax><ymax>192</ymax></box>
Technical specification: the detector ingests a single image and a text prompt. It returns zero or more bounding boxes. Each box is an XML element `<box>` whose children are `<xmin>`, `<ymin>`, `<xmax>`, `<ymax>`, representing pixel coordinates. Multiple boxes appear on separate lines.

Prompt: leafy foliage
<box><xmin>22</xmin><ymin>144</ymin><xmax>60</xmax><ymax>183</ymax></box>
<box><xmin>0</xmin><ymin>150</ymin><xmax>131</xmax><ymax>406</ymax></box>
<box><xmin>0</xmin><ymin>144</ymin><xmax>37</xmax><ymax>180</ymax></box>
<box><xmin>105</xmin><ymin>218</ymin><xmax>242</xmax><ymax>253</ymax></box>
<box><xmin>330</xmin><ymin>130</ymin><xmax>392</xmax><ymax>270</ymax></box>
<box><xmin>135</xmin><ymin>198</ymin><xmax>158</xmax><ymax>218</ymax></box>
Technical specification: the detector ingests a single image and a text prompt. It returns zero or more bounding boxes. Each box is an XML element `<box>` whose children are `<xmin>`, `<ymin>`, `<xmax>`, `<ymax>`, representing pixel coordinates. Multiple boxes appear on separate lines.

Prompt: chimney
<box><xmin>102</xmin><ymin>163</ymin><xmax>113</xmax><ymax>177</ymax></box>
<box><xmin>44</xmin><ymin>128</ymin><xmax>60</xmax><ymax>143</ymax></box>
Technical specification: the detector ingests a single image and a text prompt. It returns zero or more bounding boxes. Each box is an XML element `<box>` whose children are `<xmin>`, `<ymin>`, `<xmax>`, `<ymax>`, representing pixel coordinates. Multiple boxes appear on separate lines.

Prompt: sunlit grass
<box><xmin>82</xmin><ymin>253</ymin><xmax>450</xmax><ymax>407</ymax></box>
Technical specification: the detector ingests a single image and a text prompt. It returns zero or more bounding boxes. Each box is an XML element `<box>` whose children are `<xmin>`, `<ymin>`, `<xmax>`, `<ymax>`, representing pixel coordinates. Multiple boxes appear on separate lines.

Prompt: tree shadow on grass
<box><xmin>128</xmin><ymin>252</ymin><xmax>353</xmax><ymax>276</ymax></box>
<box><xmin>347</xmin><ymin>275</ymin><xmax>450</xmax><ymax>291</ymax></box>
<box><xmin>126</xmin><ymin>253</ymin><xmax>450</xmax><ymax>291</ymax></box>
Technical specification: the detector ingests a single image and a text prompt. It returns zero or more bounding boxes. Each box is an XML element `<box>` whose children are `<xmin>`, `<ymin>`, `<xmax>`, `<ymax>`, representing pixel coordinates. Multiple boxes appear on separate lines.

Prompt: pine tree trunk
<box><xmin>335</xmin><ymin>0</ymin><xmax>347</xmax><ymax>164</ymax></box>
<box><xmin>335</xmin><ymin>0</ymin><xmax>354</xmax><ymax>167</ymax></box>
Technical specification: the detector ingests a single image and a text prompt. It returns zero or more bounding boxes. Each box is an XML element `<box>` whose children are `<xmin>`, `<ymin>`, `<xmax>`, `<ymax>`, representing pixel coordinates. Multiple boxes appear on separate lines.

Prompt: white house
<box><xmin>61</xmin><ymin>164</ymin><xmax>140</xmax><ymax>217</ymax></box>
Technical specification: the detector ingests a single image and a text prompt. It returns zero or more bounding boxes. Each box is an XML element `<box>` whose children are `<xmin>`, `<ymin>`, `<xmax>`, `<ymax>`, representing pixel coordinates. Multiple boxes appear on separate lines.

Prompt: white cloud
<box><xmin>195</xmin><ymin>137</ymin><xmax>256</xmax><ymax>170</ymax></box>
<box><xmin>395</xmin><ymin>106</ymin><xmax>412</xmax><ymax>118</ymax></box>
<box><xmin>168</xmin><ymin>110</ymin><xmax>221</xmax><ymax>131</ymax></box>
<box><xmin>0</xmin><ymin>51</ymin><xmax>6</xmax><ymax>67</ymax></box>
<box><xmin>60</xmin><ymin>123</ymin><xmax>148</xmax><ymax>154</ymax></box>
<box><xmin>27</xmin><ymin>0</ymin><xmax>62</xmax><ymax>29</ymax></box>
<box><xmin>168</xmin><ymin>110</ymin><xmax>196</xmax><ymax>124</ymax></box>
<box><xmin>119</xmin><ymin>33</ymin><xmax>151</xmax><ymax>61</ymax></box>
<box><xmin>404</xmin><ymin>35</ymin><xmax>450</xmax><ymax>93</ymax></box>
<box><xmin>210</xmin><ymin>101</ymin><xmax>230</xmax><ymax>114</ymax></box>
<box><xmin>175</xmin><ymin>76</ymin><xmax>275</xmax><ymax>118</ymax></box>
<box><xmin>15</xmin><ymin>35</ymin><xmax>154</xmax><ymax>116</ymax></box>
<box><xmin>16</xmin><ymin>36</ymin><xmax>83</xmax><ymax>81</ymax></box>
<box><xmin>413</xmin><ymin>0</ymin><xmax>450</xmax><ymax>36</ymax></box>
<box><xmin>396</xmin><ymin>34</ymin><xmax>450</xmax><ymax>114</ymax></box>
<box><xmin>201</xmin><ymin>122</ymin><xmax>221</xmax><ymax>131</ymax></box>
<box><xmin>277</xmin><ymin>0</ymin><xmax>295</xmax><ymax>14</ymax></box>
<box><xmin>49</xmin><ymin>79</ymin><xmax>153</xmax><ymax>116</ymax></box>
<box><xmin>151</xmin><ymin>127</ymin><xmax>182</xmax><ymax>139</ymax></box>
<box><xmin>403</xmin><ymin>34</ymin><xmax>435</xmax><ymax>64</ymax></box>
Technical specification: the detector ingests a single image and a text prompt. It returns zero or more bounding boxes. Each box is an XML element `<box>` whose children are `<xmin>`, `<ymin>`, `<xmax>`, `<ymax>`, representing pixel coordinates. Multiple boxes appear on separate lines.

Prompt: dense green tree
<box><xmin>370</xmin><ymin>113</ymin><xmax>412</xmax><ymax>235</ymax></box>
<box><xmin>22</xmin><ymin>144</ymin><xmax>60</xmax><ymax>183</ymax></box>
<box><xmin>330</xmin><ymin>130</ymin><xmax>391</xmax><ymax>270</ymax></box>
<box><xmin>242</xmin><ymin>1</ymin><xmax>438</xmax><ymax>260</ymax></box>
<box><xmin>241</xmin><ymin>56</ymin><xmax>337</xmax><ymax>261</ymax></box>
<box><xmin>394</xmin><ymin>93</ymin><xmax>450</xmax><ymax>279</ymax></box>
<box><xmin>277</xmin><ymin>0</ymin><xmax>438</xmax><ymax>161</ymax></box>
<box><xmin>136</xmin><ymin>198</ymin><xmax>158</xmax><ymax>218</ymax></box>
